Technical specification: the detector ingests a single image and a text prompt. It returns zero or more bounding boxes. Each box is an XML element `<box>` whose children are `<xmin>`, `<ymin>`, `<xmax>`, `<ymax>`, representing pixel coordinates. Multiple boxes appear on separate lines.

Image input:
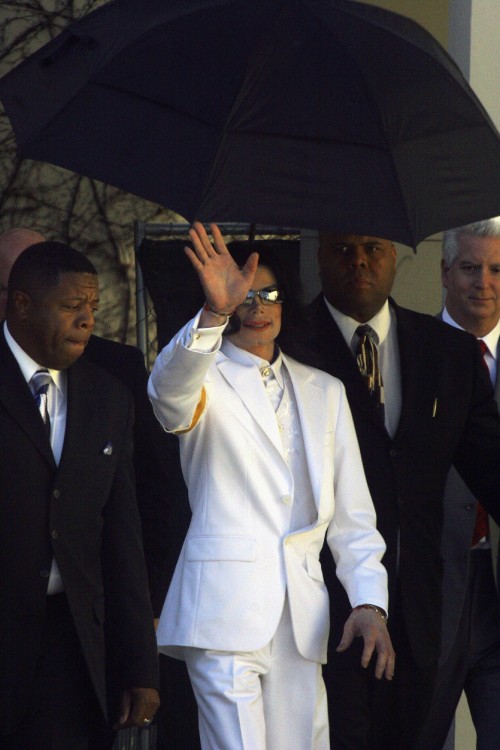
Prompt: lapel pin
<box><xmin>432</xmin><ymin>398</ymin><xmax>438</xmax><ymax>418</ymax></box>
<box><xmin>102</xmin><ymin>441</ymin><xmax>113</xmax><ymax>456</ymax></box>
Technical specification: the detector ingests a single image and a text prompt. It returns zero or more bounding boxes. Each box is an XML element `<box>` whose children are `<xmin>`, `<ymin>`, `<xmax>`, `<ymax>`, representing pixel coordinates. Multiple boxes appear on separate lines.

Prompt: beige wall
<box><xmin>360</xmin><ymin>0</ymin><xmax>449</xmax><ymax>46</ymax></box>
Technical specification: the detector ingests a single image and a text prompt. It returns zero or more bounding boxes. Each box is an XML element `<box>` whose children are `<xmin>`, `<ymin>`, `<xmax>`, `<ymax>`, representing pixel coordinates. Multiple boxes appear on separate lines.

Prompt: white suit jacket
<box><xmin>148</xmin><ymin>313</ymin><xmax>388</xmax><ymax>664</ymax></box>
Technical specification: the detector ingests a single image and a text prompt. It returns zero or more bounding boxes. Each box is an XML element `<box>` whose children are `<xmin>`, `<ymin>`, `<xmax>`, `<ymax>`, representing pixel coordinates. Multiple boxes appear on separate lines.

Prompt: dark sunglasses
<box><xmin>239</xmin><ymin>287</ymin><xmax>284</xmax><ymax>306</ymax></box>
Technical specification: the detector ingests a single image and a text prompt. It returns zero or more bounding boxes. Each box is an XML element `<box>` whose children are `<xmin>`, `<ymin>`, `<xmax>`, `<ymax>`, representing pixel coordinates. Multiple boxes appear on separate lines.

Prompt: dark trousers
<box><xmin>416</xmin><ymin>549</ymin><xmax>500</xmax><ymax>750</ymax></box>
<box><xmin>0</xmin><ymin>594</ymin><xmax>112</xmax><ymax>750</ymax></box>
<box><xmin>325</xmin><ymin>591</ymin><xmax>436</xmax><ymax>750</ymax></box>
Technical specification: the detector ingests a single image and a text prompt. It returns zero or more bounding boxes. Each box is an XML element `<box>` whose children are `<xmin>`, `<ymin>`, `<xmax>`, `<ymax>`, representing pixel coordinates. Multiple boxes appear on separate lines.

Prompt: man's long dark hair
<box><xmin>225</xmin><ymin>242</ymin><xmax>311</xmax><ymax>360</ymax></box>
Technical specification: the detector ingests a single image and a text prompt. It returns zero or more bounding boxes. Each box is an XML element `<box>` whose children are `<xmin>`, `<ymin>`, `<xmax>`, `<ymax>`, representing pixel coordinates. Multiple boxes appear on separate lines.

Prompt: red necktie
<box><xmin>471</xmin><ymin>340</ymin><xmax>490</xmax><ymax>546</ymax></box>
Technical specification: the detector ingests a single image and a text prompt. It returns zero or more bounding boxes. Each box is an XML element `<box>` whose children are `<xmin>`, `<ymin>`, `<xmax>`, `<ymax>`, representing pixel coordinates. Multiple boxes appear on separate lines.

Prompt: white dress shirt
<box><xmin>442</xmin><ymin>307</ymin><xmax>499</xmax><ymax>386</ymax></box>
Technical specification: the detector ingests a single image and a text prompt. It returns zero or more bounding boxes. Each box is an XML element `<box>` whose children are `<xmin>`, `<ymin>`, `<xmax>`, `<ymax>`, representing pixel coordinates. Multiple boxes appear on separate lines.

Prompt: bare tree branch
<box><xmin>0</xmin><ymin>0</ymin><xmax>178</xmax><ymax>344</ymax></box>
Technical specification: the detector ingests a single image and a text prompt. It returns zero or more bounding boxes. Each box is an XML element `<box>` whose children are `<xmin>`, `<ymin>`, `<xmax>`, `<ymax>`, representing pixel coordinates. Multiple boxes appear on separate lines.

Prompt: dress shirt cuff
<box><xmin>185</xmin><ymin>308</ymin><xmax>228</xmax><ymax>353</ymax></box>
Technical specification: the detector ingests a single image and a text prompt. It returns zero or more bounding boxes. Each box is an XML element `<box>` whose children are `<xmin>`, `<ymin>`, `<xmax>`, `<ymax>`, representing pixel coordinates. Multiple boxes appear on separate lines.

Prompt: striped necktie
<box><xmin>31</xmin><ymin>369</ymin><xmax>52</xmax><ymax>439</ymax></box>
<box><xmin>356</xmin><ymin>325</ymin><xmax>385</xmax><ymax>421</ymax></box>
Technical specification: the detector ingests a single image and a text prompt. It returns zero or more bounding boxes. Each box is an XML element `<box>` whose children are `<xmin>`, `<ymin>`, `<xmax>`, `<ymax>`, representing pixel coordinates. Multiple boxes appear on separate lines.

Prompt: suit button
<box><xmin>281</xmin><ymin>495</ymin><xmax>292</xmax><ymax>505</ymax></box>
<box><xmin>52</xmin><ymin>489</ymin><xmax>61</xmax><ymax>499</ymax></box>
<box><xmin>40</xmin><ymin>569</ymin><xmax>50</xmax><ymax>578</ymax></box>
<box><xmin>389</xmin><ymin>448</ymin><xmax>397</xmax><ymax>457</ymax></box>
<box><xmin>50</xmin><ymin>530</ymin><xmax>59</xmax><ymax>540</ymax></box>
<box><xmin>466</xmin><ymin>503</ymin><xmax>474</xmax><ymax>511</ymax></box>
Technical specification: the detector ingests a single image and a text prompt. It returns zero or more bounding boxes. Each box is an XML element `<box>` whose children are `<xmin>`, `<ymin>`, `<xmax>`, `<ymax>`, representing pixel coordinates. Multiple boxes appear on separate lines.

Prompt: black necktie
<box><xmin>31</xmin><ymin>369</ymin><xmax>52</xmax><ymax>439</ymax></box>
<box><xmin>355</xmin><ymin>325</ymin><xmax>385</xmax><ymax>420</ymax></box>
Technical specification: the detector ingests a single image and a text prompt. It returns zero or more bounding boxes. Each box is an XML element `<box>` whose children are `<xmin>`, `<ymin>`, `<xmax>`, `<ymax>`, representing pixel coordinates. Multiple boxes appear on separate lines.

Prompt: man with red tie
<box><xmin>417</xmin><ymin>217</ymin><xmax>500</xmax><ymax>750</ymax></box>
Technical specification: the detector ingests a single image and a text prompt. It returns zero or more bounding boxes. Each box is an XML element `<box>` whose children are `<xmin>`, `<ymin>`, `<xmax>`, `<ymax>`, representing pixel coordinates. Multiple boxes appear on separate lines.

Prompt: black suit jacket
<box><xmin>0</xmin><ymin>331</ymin><xmax>158</xmax><ymax>732</ymax></box>
<box><xmin>302</xmin><ymin>296</ymin><xmax>500</xmax><ymax>668</ymax></box>
<box><xmin>438</xmin><ymin>329</ymin><xmax>500</xmax><ymax>662</ymax></box>
<box><xmin>84</xmin><ymin>335</ymin><xmax>189</xmax><ymax>616</ymax></box>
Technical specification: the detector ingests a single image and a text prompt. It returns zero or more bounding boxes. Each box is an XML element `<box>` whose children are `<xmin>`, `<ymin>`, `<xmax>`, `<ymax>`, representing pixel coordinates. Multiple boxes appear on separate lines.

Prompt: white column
<box><xmin>448</xmin><ymin>0</ymin><xmax>500</xmax><ymax>129</ymax></box>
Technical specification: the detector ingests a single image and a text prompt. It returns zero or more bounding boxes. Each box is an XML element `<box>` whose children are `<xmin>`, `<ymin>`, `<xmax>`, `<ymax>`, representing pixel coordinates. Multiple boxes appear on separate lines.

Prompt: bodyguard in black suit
<box><xmin>0</xmin><ymin>242</ymin><xmax>159</xmax><ymax>750</ymax></box>
<box><xmin>0</xmin><ymin>227</ymin><xmax>199</xmax><ymax>750</ymax></box>
<box><xmin>295</xmin><ymin>233</ymin><xmax>500</xmax><ymax>750</ymax></box>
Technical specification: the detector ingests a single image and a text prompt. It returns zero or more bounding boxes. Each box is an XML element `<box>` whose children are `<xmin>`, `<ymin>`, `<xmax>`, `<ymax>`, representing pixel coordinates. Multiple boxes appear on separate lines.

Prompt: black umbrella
<box><xmin>1</xmin><ymin>0</ymin><xmax>499</xmax><ymax>247</ymax></box>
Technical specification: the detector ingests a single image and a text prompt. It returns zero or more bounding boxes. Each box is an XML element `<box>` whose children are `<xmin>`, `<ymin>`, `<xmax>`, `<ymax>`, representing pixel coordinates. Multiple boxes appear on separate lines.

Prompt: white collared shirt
<box><xmin>221</xmin><ymin>338</ymin><xmax>285</xmax><ymax>411</ymax></box>
<box><xmin>442</xmin><ymin>307</ymin><xmax>499</xmax><ymax>386</ymax></box>
<box><xmin>323</xmin><ymin>298</ymin><xmax>402</xmax><ymax>437</ymax></box>
<box><xmin>185</xmin><ymin>314</ymin><xmax>286</xmax><ymax>410</ymax></box>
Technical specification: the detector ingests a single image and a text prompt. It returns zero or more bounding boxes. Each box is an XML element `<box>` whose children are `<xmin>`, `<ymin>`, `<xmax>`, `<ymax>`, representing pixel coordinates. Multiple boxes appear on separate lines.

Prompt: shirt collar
<box><xmin>221</xmin><ymin>338</ymin><xmax>284</xmax><ymax>388</ymax></box>
<box><xmin>323</xmin><ymin>296</ymin><xmax>392</xmax><ymax>349</ymax></box>
<box><xmin>442</xmin><ymin>307</ymin><xmax>500</xmax><ymax>360</ymax></box>
<box><xmin>3</xmin><ymin>321</ymin><xmax>65</xmax><ymax>394</ymax></box>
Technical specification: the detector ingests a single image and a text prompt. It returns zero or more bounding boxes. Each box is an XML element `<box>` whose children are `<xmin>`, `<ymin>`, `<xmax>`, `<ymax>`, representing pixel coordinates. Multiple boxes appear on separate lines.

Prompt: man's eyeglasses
<box><xmin>239</xmin><ymin>287</ymin><xmax>284</xmax><ymax>306</ymax></box>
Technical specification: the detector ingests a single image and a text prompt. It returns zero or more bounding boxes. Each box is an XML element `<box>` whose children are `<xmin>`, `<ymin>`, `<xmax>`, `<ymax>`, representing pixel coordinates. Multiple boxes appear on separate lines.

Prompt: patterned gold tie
<box><xmin>355</xmin><ymin>325</ymin><xmax>385</xmax><ymax>420</ymax></box>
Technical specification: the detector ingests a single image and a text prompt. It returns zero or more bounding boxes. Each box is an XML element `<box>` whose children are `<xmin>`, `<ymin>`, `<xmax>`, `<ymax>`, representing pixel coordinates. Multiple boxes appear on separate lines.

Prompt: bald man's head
<box><xmin>0</xmin><ymin>228</ymin><xmax>46</xmax><ymax>318</ymax></box>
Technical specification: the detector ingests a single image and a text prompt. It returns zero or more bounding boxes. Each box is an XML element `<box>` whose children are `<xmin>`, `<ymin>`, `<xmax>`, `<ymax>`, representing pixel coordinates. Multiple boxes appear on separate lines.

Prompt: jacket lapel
<box><xmin>58</xmin><ymin>359</ymin><xmax>101</xmax><ymax>470</ymax></box>
<box><xmin>0</xmin><ymin>332</ymin><xmax>55</xmax><ymax>468</ymax></box>
<box><xmin>283</xmin><ymin>355</ymin><xmax>326</xmax><ymax>511</ymax></box>
<box><xmin>391</xmin><ymin>302</ymin><xmax>443</xmax><ymax>444</ymax></box>
<box><xmin>492</xmin><ymin>338</ymin><xmax>500</xmax><ymax>582</ymax></box>
<box><xmin>216</xmin><ymin>355</ymin><xmax>286</xmax><ymax>459</ymax></box>
<box><xmin>494</xmin><ymin>339</ymin><xmax>500</xmax><ymax>405</ymax></box>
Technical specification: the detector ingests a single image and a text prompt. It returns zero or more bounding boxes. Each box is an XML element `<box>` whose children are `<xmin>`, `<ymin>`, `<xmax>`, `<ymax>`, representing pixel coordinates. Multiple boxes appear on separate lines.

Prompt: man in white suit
<box><xmin>417</xmin><ymin>217</ymin><xmax>500</xmax><ymax>750</ymax></box>
<box><xmin>148</xmin><ymin>223</ymin><xmax>394</xmax><ymax>750</ymax></box>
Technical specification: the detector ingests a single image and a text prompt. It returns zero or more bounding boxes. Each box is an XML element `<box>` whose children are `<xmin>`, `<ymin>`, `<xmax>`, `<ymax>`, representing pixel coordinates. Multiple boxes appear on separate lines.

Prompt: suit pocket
<box><xmin>186</xmin><ymin>536</ymin><xmax>256</xmax><ymax>562</ymax></box>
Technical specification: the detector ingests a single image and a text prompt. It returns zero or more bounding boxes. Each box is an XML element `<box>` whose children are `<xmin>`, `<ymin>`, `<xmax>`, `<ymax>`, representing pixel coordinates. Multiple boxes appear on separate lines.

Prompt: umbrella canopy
<box><xmin>1</xmin><ymin>0</ymin><xmax>499</xmax><ymax>247</ymax></box>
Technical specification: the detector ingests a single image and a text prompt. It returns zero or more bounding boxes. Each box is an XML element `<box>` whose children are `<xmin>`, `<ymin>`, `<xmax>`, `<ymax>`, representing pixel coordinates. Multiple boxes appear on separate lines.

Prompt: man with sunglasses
<box><xmin>243</xmin><ymin>287</ymin><xmax>284</xmax><ymax>303</ymax></box>
<box><xmin>148</xmin><ymin>222</ymin><xmax>394</xmax><ymax>750</ymax></box>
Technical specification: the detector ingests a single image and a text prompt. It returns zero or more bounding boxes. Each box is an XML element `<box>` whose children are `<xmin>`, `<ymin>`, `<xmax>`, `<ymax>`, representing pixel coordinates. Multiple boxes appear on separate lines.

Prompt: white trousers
<box><xmin>183</xmin><ymin>597</ymin><xmax>329</xmax><ymax>750</ymax></box>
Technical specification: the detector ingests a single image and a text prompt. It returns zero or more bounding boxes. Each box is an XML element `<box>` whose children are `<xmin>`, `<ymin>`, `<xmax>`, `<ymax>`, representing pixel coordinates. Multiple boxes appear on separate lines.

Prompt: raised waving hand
<box><xmin>185</xmin><ymin>222</ymin><xmax>259</xmax><ymax>318</ymax></box>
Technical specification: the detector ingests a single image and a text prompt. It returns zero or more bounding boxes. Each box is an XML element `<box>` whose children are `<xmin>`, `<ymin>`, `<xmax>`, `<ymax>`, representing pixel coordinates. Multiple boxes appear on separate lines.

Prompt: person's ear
<box><xmin>13</xmin><ymin>290</ymin><xmax>32</xmax><ymax>320</ymax></box>
<box><xmin>441</xmin><ymin>258</ymin><xmax>450</xmax><ymax>288</ymax></box>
